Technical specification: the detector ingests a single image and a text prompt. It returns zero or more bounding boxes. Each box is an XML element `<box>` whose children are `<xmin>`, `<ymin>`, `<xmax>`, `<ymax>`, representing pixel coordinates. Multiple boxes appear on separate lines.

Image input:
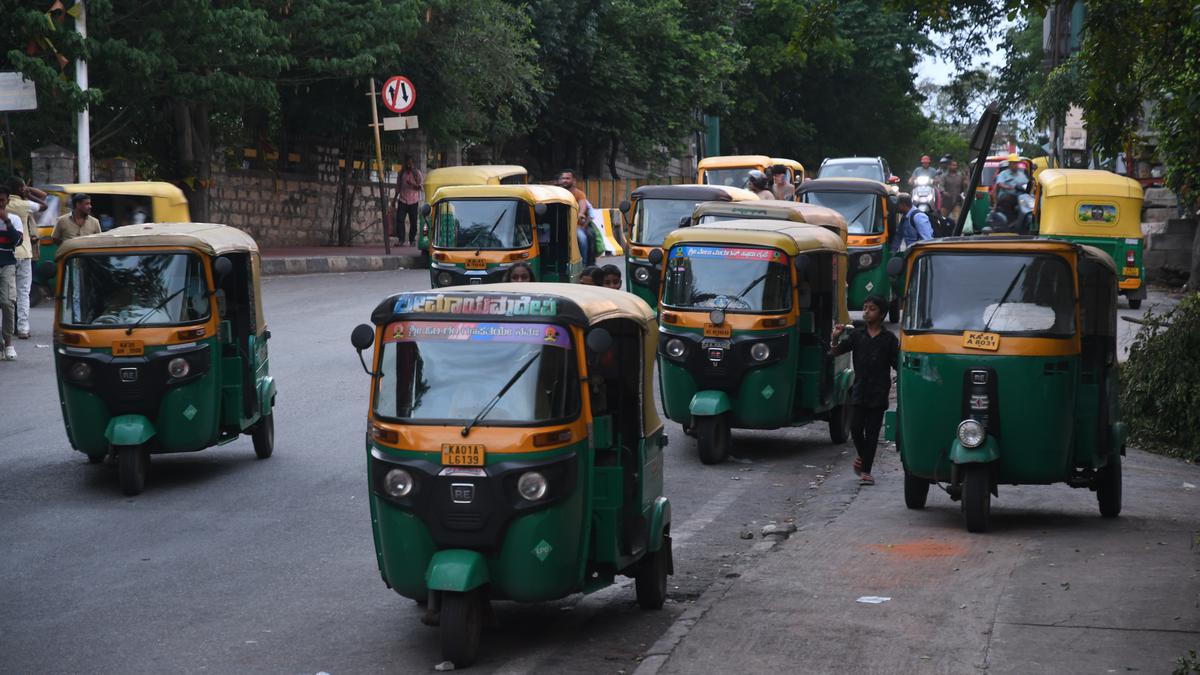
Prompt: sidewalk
<box><xmin>258</xmin><ymin>243</ymin><xmax>425</xmax><ymax>276</ymax></box>
<box><xmin>643</xmin><ymin>447</ymin><xmax>1200</xmax><ymax>674</ymax></box>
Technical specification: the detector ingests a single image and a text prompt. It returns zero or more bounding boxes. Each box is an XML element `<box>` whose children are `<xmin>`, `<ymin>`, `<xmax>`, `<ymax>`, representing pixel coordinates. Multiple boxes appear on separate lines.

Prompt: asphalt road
<box><xmin>0</xmin><ymin>265</ymin><xmax>1186</xmax><ymax>674</ymax></box>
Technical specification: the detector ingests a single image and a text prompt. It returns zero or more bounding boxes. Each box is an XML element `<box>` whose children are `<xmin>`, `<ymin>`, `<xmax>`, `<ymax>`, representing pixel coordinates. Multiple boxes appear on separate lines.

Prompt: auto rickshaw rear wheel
<box><xmin>828</xmin><ymin>405</ymin><xmax>850</xmax><ymax>445</ymax></box>
<box><xmin>695</xmin><ymin>415</ymin><xmax>730</xmax><ymax>465</ymax></box>
<box><xmin>1096</xmin><ymin>453</ymin><xmax>1122</xmax><ymax>518</ymax></box>
<box><xmin>440</xmin><ymin>589</ymin><xmax>484</xmax><ymax>667</ymax></box>
<box><xmin>117</xmin><ymin>446</ymin><xmax>148</xmax><ymax>496</ymax></box>
<box><xmin>252</xmin><ymin>411</ymin><xmax>274</xmax><ymax>459</ymax></box>
<box><xmin>86</xmin><ymin>453</ymin><xmax>104</xmax><ymax>465</ymax></box>
<box><xmin>903</xmin><ymin>471</ymin><xmax>929</xmax><ymax>509</ymax></box>
<box><xmin>635</xmin><ymin>531</ymin><xmax>671</xmax><ymax>610</ymax></box>
<box><xmin>961</xmin><ymin>465</ymin><xmax>991</xmax><ymax>533</ymax></box>
<box><xmin>1128</xmin><ymin>298</ymin><xmax>1142</xmax><ymax>310</ymax></box>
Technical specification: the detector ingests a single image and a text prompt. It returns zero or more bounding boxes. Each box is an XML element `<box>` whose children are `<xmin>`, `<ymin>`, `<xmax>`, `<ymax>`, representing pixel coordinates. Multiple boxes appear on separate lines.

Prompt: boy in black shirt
<box><xmin>831</xmin><ymin>295</ymin><xmax>899</xmax><ymax>485</ymax></box>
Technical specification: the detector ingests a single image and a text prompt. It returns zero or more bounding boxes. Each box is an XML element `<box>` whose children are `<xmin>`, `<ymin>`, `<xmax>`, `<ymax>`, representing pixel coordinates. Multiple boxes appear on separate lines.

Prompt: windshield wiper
<box><xmin>719</xmin><ymin>272</ymin><xmax>769</xmax><ymax>310</ymax></box>
<box><xmin>473</xmin><ymin>209</ymin><xmax>509</xmax><ymax>255</ymax></box>
<box><xmin>125</xmin><ymin>287</ymin><xmax>188</xmax><ymax>335</ymax></box>
<box><xmin>982</xmin><ymin>263</ymin><xmax>1026</xmax><ymax>333</ymax></box>
<box><xmin>461</xmin><ymin>350</ymin><xmax>541</xmax><ymax>437</ymax></box>
<box><xmin>845</xmin><ymin>202</ymin><xmax>872</xmax><ymax>230</ymax></box>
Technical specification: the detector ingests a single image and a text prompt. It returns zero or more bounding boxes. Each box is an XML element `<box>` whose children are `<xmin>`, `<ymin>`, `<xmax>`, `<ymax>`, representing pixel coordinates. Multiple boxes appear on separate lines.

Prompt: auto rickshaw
<box><xmin>697</xmin><ymin>155</ymin><xmax>773</xmax><ymax>187</ymax></box>
<box><xmin>52</xmin><ymin>223</ymin><xmax>276</xmax><ymax>496</ymax></box>
<box><xmin>34</xmin><ymin>181</ymin><xmax>190</xmax><ymax>306</ymax></box>
<box><xmin>418</xmin><ymin>165</ymin><xmax>528</xmax><ymax>252</ymax></box>
<box><xmin>425</xmin><ymin>184</ymin><xmax>581</xmax><ymax>287</ymax></box>
<box><xmin>655</xmin><ymin>220</ymin><xmax>854</xmax><ymax>464</ymax></box>
<box><xmin>966</xmin><ymin>155</ymin><xmax>1032</xmax><ymax>232</ymax></box>
<box><xmin>771</xmin><ymin>158</ymin><xmax>806</xmax><ymax>183</ymax></box>
<box><xmin>690</xmin><ymin>199</ymin><xmax>848</xmax><ymax>242</ymax></box>
<box><xmin>349</xmin><ymin>284</ymin><xmax>671</xmax><ymax>666</ymax></box>
<box><xmin>1033</xmin><ymin>168</ymin><xmax>1146</xmax><ymax>308</ymax></box>
<box><xmin>618</xmin><ymin>184</ymin><xmax>758</xmax><ymax>309</ymax></box>
<box><xmin>796</xmin><ymin>178</ymin><xmax>900</xmax><ymax>321</ymax></box>
<box><xmin>885</xmin><ymin>237</ymin><xmax>1124</xmax><ymax>532</ymax></box>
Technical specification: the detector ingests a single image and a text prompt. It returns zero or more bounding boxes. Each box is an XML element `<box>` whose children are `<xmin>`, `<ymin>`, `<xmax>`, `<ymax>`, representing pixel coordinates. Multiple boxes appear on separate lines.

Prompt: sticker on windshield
<box><xmin>1076</xmin><ymin>203</ymin><xmax>1117</xmax><ymax>224</ymax></box>
<box><xmin>385</xmin><ymin>321</ymin><xmax>570</xmax><ymax>348</ymax></box>
<box><xmin>672</xmin><ymin>246</ymin><xmax>787</xmax><ymax>264</ymax></box>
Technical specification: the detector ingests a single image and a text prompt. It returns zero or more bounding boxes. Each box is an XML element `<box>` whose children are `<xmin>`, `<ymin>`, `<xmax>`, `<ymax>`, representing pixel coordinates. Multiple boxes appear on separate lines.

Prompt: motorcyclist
<box><xmin>992</xmin><ymin>153</ymin><xmax>1029</xmax><ymax>203</ymax></box>
<box><xmin>908</xmin><ymin>155</ymin><xmax>937</xmax><ymax>188</ymax></box>
<box><xmin>747</xmin><ymin>169</ymin><xmax>773</xmax><ymax>199</ymax></box>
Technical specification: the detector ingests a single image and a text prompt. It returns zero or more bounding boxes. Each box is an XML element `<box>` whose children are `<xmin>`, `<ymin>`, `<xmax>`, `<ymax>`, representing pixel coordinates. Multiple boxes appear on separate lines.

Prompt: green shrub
<box><xmin>1120</xmin><ymin>293</ymin><xmax>1200</xmax><ymax>462</ymax></box>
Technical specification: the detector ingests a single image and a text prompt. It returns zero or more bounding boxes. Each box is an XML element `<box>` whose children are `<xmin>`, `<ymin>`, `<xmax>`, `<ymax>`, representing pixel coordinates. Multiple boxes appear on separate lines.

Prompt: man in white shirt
<box><xmin>0</xmin><ymin>185</ymin><xmax>26</xmax><ymax>360</ymax></box>
<box><xmin>8</xmin><ymin>178</ymin><xmax>46</xmax><ymax>339</ymax></box>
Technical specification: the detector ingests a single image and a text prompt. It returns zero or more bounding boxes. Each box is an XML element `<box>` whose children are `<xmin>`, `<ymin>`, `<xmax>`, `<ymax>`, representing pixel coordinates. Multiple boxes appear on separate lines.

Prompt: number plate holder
<box><xmin>1122</xmin><ymin>266</ymin><xmax>1139</xmax><ymax>277</ymax></box>
<box><xmin>442</xmin><ymin>443</ymin><xmax>486</xmax><ymax>466</ymax></box>
<box><xmin>962</xmin><ymin>331</ymin><xmax>1000</xmax><ymax>351</ymax></box>
<box><xmin>466</xmin><ymin>258</ymin><xmax>488</xmax><ymax>270</ymax></box>
<box><xmin>113</xmin><ymin>339</ymin><xmax>145</xmax><ymax>356</ymax></box>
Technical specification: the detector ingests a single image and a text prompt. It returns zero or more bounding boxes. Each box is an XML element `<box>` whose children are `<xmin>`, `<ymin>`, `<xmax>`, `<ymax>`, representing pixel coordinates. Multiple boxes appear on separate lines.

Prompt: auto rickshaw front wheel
<box><xmin>252</xmin><ymin>411</ymin><xmax>274</xmax><ymax>459</ymax></box>
<box><xmin>961</xmin><ymin>465</ymin><xmax>991</xmax><ymax>533</ymax></box>
<box><xmin>1096</xmin><ymin>454</ymin><xmax>1122</xmax><ymax>518</ymax></box>
<box><xmin>117</xmin><ymin>445</ymin><xmax>149</xmax><ymax>496</ymax></box>
<box><xmin>440</xmin><ymin>589</ymin><xmax>484</xmax><ymax>667</ymax></box>
<box><xmin>695</xmin><ymin>415</ymin><xmax>731</xmax><ymax>465</ymax></box>
<box><xmin>903</xmin><ymin>471</ymin><xmax>929</xmax><ymax>509</ymax></box>
<box><xmin>635</xmin><ymin>531</ymin><xmax>672</xmax><ymax>610</ymax></box>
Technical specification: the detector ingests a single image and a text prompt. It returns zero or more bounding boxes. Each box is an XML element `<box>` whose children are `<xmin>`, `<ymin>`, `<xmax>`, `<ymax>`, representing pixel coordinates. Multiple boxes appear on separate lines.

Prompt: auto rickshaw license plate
<box><xmin>442</xmin><ymin>443</ymin><xmax>486</xmax><ymax>466</ymax></box>
<box><xmin>113</xmin><ymin>339</ymin><xmax>144</xmax><ymax>356</ymax></box>
<box><xmin>1122</xmin><ymin>266</ymin><xmax>1139</xmax><ymax>277</ymax></box>
<box><xmin>703</xmin><ymin>324</ymin><xmax>732</xmax><ymax>338</ymax></box>
<box><xmin>962</xmin><ymin>331</ymin><xmax>1000</xmax><ymax>351</ymax></box>
<box><xmin>466</xmin><ymin>258</ymin><xmax>488</xmax><ymax>270</ymax></box>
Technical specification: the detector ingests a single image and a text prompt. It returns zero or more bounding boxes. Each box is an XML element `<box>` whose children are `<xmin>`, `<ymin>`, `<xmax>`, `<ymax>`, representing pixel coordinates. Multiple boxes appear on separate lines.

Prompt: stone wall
<box><xmin>1141</xmin><ymin>186</ymin><xmax>1196</xmax><ymax>284</ymax></box>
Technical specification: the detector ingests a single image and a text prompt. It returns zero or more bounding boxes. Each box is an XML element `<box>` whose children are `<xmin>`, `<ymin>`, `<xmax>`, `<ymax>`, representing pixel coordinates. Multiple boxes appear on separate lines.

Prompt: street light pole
<box><xmin>75</xmin><ymin>1</ymin><xmax>90</xmax><ymax>183</ymax></box>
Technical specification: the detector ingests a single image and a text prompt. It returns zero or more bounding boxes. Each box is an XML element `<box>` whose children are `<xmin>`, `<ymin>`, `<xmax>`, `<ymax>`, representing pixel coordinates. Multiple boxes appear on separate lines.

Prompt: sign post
<box><xmin>381</xmin><ymin>76</ymin><xmax>416</xmax><ymax>114</ymax></box>
<box><xmin>0</xmin><ymin>72</ymin><xmax>39</xmax><ymax>174</ymax></box>
<box><xmin>367</xmin><ymin>78</ymin><xmax>391</xmax><ymax>255</ymax></box>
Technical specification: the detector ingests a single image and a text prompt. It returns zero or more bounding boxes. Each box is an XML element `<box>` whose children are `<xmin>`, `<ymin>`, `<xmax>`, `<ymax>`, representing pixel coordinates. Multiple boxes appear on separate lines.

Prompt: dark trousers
<box><xmin>396</xmin><ymin>201</ymin><xmax>419</xmax><ymax>243</ymax></box>
<box><xmin>850</xmin><ymin>404</ymin><xmax>886</xmax><ymax>475</ymax></box>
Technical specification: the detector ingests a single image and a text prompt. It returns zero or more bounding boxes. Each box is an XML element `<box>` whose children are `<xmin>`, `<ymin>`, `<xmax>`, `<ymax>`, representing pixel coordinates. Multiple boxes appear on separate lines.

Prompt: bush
<box><xmin>1120</xmin><ymin>293</ymin><xmax>1200</xmax><ymax>462</ymax></box>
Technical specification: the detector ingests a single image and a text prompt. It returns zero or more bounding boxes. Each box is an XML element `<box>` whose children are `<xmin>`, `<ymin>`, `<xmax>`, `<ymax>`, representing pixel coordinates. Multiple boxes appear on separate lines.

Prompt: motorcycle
<box><xmin>911</xmin><ymin>175</ymin><xmax>949</xmax><ymax>236</ymax></box>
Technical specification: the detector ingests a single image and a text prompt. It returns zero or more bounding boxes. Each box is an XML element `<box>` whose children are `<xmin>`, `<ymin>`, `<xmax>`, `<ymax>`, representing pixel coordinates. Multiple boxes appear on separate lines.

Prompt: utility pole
<box><xmin>75</xmin><ymin>1</ymin><xmax>90</xmax><ymax>183</ymax></box>
<box><xmin>367</xmin><ymin>78</ymin><xmax>391</xmax><ymax>255</ymax></box>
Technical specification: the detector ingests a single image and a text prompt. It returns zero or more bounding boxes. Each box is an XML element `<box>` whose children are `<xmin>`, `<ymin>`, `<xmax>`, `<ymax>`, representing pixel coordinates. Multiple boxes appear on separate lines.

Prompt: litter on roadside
<box><xmin>856</xmin><ymin>596</ymin><xmax>891</xmax><ymax>604</ymax></box>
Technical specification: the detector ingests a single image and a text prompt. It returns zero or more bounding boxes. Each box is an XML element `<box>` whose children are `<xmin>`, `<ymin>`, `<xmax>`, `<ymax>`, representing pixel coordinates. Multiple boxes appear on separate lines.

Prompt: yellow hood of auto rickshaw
<box><xmin>55</xmin><ymin>222</ymin><xmax>259</xmax><ymax>259</ymax></box>
<box><xmin>692</xmin><ymin>199</ymin><xmax>847</xmax><ymax>243</ymax></box>
<box><xmin>698</xmin><ymin>155</ymin><xmax>773</xmax><ymax>170</ymax></box>
<box><xmin>429</xmin><ymin>183</ymin><xmax>577</xmax><ymax>206</ymax></box>
<box><xmin>1035</xmin><ymin>169</ymin><xmax>1144</xmax><ymax>239</ymax></box>
<box><xmin>422</xmin><ymin>165</ymin><xmax>527</xmax><ymax>201</ymax></box>
<box><xmin>771</xmin><ymin>157</ymin><xmax>805</xmax><ymax>180</ymax></box>
<box><xmin>41</xmin><ymin>181</ymin><xmax>189</xmax><ymax>207</ymax></box>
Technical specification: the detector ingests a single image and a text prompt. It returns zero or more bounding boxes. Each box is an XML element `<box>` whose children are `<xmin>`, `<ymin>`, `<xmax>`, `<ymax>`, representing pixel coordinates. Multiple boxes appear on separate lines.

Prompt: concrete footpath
<box><xmin>641</xmin><ymin>448</ymin><xmax>1200</xmax><ymax>674</ymax></box>
<box><xmin>259</xmin><ymin>244</ymin><xmax>424</xmax><ymax>276</ymax></box>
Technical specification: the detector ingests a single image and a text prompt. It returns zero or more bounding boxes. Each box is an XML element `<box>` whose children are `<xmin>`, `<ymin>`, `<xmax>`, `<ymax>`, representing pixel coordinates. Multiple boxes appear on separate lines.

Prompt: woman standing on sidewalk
<box><xmin>830</xmin><ymin>295</ymin><xmax>899</xmax><ymax>485</ymax></box>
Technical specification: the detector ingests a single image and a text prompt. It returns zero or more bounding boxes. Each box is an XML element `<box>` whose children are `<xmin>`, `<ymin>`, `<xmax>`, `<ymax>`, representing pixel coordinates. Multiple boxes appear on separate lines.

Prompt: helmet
<box><xmin>940</xmin><ymin>154</ymin><xmax>952</xmax><ymax>163</ymax></box>
<box><xmin>747</xmin><ymin>169</ymin><xmax>768</xmax><ymax>189</ymax></box>
<box><xmin>1008</xmin><ymin>152</ymin><xmax>1020</xmax><ymax>163</ymax></box>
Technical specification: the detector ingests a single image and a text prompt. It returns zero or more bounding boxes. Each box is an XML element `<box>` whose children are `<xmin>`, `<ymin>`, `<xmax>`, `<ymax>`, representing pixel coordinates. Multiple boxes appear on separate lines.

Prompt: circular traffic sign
<box><xmin>382</xmin><ymin>75</ymin><xmax>416</xmax><ymax>114</ymax></box>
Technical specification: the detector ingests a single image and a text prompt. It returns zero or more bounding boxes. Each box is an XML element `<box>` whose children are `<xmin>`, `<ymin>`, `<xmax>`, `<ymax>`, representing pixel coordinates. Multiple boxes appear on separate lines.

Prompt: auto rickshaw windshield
<box><xmin>801</xmin><ymin>192</ymin><xmax>882</xmax><ymax>234</ymax></box>
<box><xmin>903</xmin><ymin>253</ymin><xmax>1076</xmax><ymax>335</ymax></box>
<box><xmin>702</xmin><ymin>168</ymin><xmax>752</xmax><ymax>188</ymax></box>
<box><xmin>433</xmin><ymin>199</ymin><xmax>534</xmax><ymax>250</ymax></box>
<box><xmin>634</xmin><ymin>199</ymin><xmax>706</xmax><ymax>245</ymax></box>
<box><xmin>60</xmin><ymin>252</ymin><xmax>211</xmax><ymax>327</ymax></box>
<box><xmin>374</xmin><ymin>320</ymin><xmax>580</xmax><ymax>424</ymax></box>
<box><xmin>663</xmin><ymin>245</ymin><xmax>791</xmax><ymax>312</ymax></box>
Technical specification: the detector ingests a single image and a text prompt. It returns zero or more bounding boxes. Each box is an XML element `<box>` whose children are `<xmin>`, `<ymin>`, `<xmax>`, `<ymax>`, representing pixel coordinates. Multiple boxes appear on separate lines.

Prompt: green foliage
<box><xmin>1145</xmin><ymin>2</ymin><xmax>1200</xmax><ymax>213</ymax></box>
<box><xmin>1175</xmin><ymin>650</ymin><xmax>1200</xmax><ymax>675</ymax></box>
<box><xmin>1120</xmin><ymin>293</ymin><xmax>1200</xmax><ymax>462</ymax></box>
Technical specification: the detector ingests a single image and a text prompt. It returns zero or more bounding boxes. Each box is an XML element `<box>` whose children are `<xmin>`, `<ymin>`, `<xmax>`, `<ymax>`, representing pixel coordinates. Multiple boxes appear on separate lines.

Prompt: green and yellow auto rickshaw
<box><xmin>34</xmin><ymin>181</ymin><xmax>191</xmax><ymax>306</ymax></box>
<box><xmin>697</xmin><ymin>155</ymin><xmax>773</xmax><ymax>187</ymax></box>
<box><xmin>52</xmin><ymin>223</ymin><xmax>276</xmax><ymax>495</ymax></box>
<box><xmin>418</xmin><ymin>165</ymin><xmax>528</xmax><ymax>252</ymax></box>
<box><xmin>619</xmin><ymin>184</ymin><xmax>758</xmax><ymax>309</ymax></box>
<box><xmin>425</xmin><ymin>184</ymin><xmax>581</xmax><ymax>287</ymax></box>
<box><xmin>655</xmin><ymin>220</ymin><xmax>854</xmax><ymax>464</ymax></box>
<box><xmin>885</xmin><ymin>237</ymin><xmax>1124</xmax><ymax>532</ymax></box>
<box><xmin>796</xmin><ymin>178</ymin><xmax>900</xmax><ymax>321</ymax></box>
<box><xmin>1033</xmin><ymin>169</ymin><xmax>1146</xmax><ymax>308</ymax></box>
<box><xmin>349</xmin><ymin>284</ymin><xmax>671</xmax><ymax>665</ymax></box>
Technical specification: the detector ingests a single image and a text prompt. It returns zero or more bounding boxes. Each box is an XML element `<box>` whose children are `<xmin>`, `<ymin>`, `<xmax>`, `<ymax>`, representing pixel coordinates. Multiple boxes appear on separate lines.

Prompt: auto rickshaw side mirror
<box><xmin>678</xmin><ymin>215</ymin><xmax>690</xmax><ymax>228</ymax></box>
<box><xmin>534</xmin><ymin>203</ymin><xmax>547</xmax><ymax>217</ymax></box>
<box><xmin>419</xmin><ymin>203</ymin><xmax>432</xmax><ymax>217</ymax></box>
<box><xmin>886</xmin><ymin>255</ymin><xmax>905</xmax><ymax>279</ymax></box>
<box><xmin>213</xmin><ymin>256</ymin><xmax>233</xmax><ymax>284</ymax></box>
<box><xmin>585</xmin><ymin>327</ymin><xmax>613</xmax><ymax>354</ymax></box>
<box><xmin>618</xmin><ymin>200</ymin><xmax>631</xmax><ymax>215</ymax></box>
<box><xmin>794</xmin><ymin>253</ymin><xmax>811</xmax><ymax>275</ymax></box>
<box><xmin>35</xmin><ymin>260</ymin><xmax>56</xmax><ymax>282</ymax></box>
<box><xmin>351</xmin><ymin>324</ymin><xmax>377</xmax><ymax>376</ymax></box>
<box><xmin>648</xmin><ymin>249</ymin><xmax>664</xmax><ymax>266</ymax></box>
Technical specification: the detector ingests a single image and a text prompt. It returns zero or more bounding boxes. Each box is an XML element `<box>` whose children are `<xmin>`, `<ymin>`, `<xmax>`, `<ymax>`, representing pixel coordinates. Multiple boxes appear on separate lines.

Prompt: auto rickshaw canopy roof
<box><xmin>771</xmin><ymin>157</ymin><xmax>805</xmax><ymax>173</ymax></box>
<box><xmin>40</xmin><ymin>181</ymin><xmax>189</xmax><ymax>208</ymax></box>
<box><xmin>664</xmin><ymin>218</ymin><xmax>847</xmax><ymax>256</ymax></box>
<box><xmin>1036</xmin><ymin>168</ymin><xmax>1144</xmax><ymax>199</ymax></box>
<box><xmin>692</xmin><ymin>200</ymin><xmax>847</xmax><ymax>240</ymax></box>
<box><xmin>424</xmin><ymin>165</ymin><xmax>526</xmax><ymax>187</ymax></box>
<box><xmin>905</xmin><ymin>235</ymin><xmax>1117</xmax><ymax>274</ymax></box>
<box><xmin>698</xmin><ymin>155</ymin><xmax>774</xmax><ymax>170</ymax></box>
<box><xmin>55</xmin><ymin>222</ymin><xmax>259</xmax><ymax>260</ymax></box>
<box><xmin>430</xmin><ymin>183</ymin><xmax>578</xmax><ymax>207</ymax></box>
<box><xmin>630</xmin><ymin>184</ymin><xmax>758</xmax><ymax>202</ymax></box>
<box><xmin>795</xmin><ymin>177</ymin><xmax>890</xmax><ymax>197</ymax></box>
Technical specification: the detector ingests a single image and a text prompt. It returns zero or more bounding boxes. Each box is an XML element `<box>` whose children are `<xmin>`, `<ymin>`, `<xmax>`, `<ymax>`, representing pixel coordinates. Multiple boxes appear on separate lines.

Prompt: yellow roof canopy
<box><xmin>56</xmin><ymin>222</ymin><xmax>258</xmax><ymax>259</ymax></box>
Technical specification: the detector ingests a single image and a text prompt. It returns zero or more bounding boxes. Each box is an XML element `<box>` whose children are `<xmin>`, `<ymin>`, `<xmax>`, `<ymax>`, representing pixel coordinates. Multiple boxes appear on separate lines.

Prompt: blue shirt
<box><xmin>901</xmin><ymin>209</ymin><xmax>933</xmax><ymax>245</ymax></box>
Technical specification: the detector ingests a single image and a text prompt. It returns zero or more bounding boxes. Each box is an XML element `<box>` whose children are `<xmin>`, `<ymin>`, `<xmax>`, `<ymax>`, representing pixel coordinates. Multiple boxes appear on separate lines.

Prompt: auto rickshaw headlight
<box><xmin>633</xmin><ymin>265</ymin><xmax>651</xmax><ymax>284</ymax></box>
<box><xmin>384</xmin><ymin>468</ymin><xmax>414</xmax><ymax>498</ymax></box>
<box><xmin>517</xmin><ymin>471</ymin><xmax>548</xmax><ymax>501</ymax></box>
<box><xmin>436</xmin><ymin>271</ymin><xmax>454</xmax><ymax>287</ymax></box>
<box><xmin>68</xmin><ymin>361</ymin><xmax>92</xmax><ymax>382</ymax></box>
<box><xmin>167</xmin><ymin>357</ymin><xmax>190</xmax><ymax>379</ymax></box>
<box><xmin>957</xmin><ymin>419</ymin><xmax>985</xmax><ymax>448</ymax></box>
<box><xmin>665</xmin><ymin>338</ymin><xmax>686</xmax><ymax>359</ymax></box>
<box><xmin>750</xmin><ymin>342</ymin><xmax>771</xmax><ymax>362</ymax></box>
<box><xmin>858</xmin><ymin>252</ymin><xmax>875</xmax><ymax>268</ymax></box>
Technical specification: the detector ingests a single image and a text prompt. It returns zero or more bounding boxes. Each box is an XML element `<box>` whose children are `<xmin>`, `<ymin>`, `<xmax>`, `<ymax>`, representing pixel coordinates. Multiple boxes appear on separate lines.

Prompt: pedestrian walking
<box><xmin>896</xmin><ymin>193</ymin><xmax>933</xmax><ymax>247</ymax></box>
<box><xmin>830</xmin><ymin>295</ymin><xmax>900</xmax><ymax>485</ymax></box>
<box><xmin>8</xmin><ymin>178</ymin><xmax>46</xmax><ymax>339</ymax></box>
<box><xmin>51</xmin><ymin>193</ymin><xmax>100</xmax><ymax>244</ymax></box>
<box><xmin>0</xmin><ymin>185</ymin><xmax>26</xmax><ymax>361</ymax></box>
<box><xmin>938</xmin><ymin>159</ymin><xmax>966</xmax><ymax>222</ymax></box>
<box><xmin>392</xmin><ymin>156</ymin><xmax>423</xmax><ymax>246</ymax></box>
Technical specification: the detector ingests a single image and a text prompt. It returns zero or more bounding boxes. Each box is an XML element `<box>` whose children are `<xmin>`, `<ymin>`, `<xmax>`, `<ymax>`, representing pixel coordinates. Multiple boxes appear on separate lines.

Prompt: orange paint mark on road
<box><xmin>868</xmin><ymin>540</ymin><xmax>968</xmax><ymax>560</ymax></box>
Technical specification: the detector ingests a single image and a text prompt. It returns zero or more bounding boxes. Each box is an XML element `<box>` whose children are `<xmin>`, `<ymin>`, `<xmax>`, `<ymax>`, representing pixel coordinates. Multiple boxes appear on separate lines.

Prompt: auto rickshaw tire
<box><xmin>904</xmin><ymin>471</ymin><xmax>929</xmax><ymax>509</ymax></box>
<box><xmin>28</xmin><ymin>284</ymin><xmax>45</xmax><ymax>308</ymax></box>
<box><xmin>635</xmin><ymin>532</ymin><xmax>670</xmax><ymax>610</ymax></box>
<box><xmin>1097</xmin><ymin>454</ymin><xmax>1122</xmax><ymax>518</ymax></box>
<box><xmin>86</xmin><ymin>453</ymin><xmax>104</xmax><ymax>465</ymax></box>
<box><xmin>252</xmin><ymin>411</ymin><xmax>274</xmax><ymax>460</ymax></box>
<box><xmin>117</xmin><ymin>446</ymin><xmax>148</xmax><ymax>496</ymax></box>
<box><xmin>440</xmin><ymin>589</ymin><xmax>484</xmax><ymax>667</ymax></box>
<box><xmin>1128</xmin><ymin>298</ymin><xmax>1142</xmax><ymax>310</ymax></box>
<box><xmin>961</xmin><ymin>465</ymin><xmax>991</xmax><ymax>533</ymax></box>
<box><xmin>829</xmin><ymin>405</ymin><xmax>850</xmax><ymax>445</ymax></box>
<box><xmin>695</xmin><ymin>415</ymin><xmax>730</xmax><ymax>465</ymax></box>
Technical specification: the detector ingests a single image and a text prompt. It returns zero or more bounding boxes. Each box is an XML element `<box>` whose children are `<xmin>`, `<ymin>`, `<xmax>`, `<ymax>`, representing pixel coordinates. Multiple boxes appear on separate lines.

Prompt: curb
<box><xmin>260</xmin><ymin>254</ymin><xmax>425</xmax><ymax>276</ymax></box>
